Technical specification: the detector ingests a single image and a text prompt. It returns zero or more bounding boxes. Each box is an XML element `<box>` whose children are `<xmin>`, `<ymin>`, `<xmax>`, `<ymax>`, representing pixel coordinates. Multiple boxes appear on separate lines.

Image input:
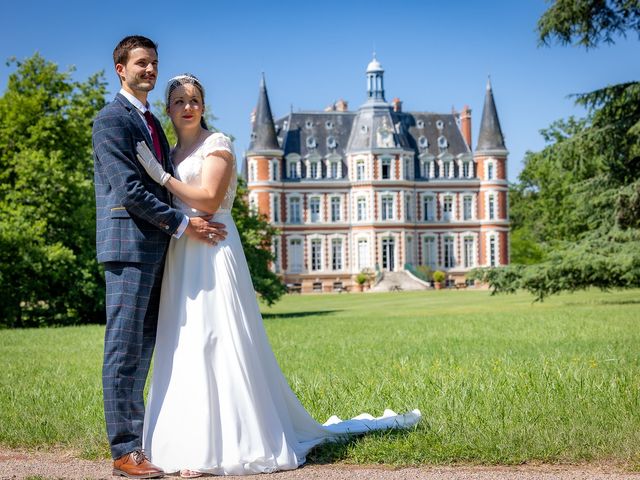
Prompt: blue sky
<box><xmin>1</xmin><ymin>0</ymin><xmax>637</xmax><ymax>181</ymax></box>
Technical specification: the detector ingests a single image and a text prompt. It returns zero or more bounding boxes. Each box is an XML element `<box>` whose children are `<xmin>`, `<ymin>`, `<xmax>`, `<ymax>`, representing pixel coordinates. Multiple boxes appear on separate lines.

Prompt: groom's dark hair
<box><xmin>113</xmin><ymin>35</ymin><xmax>158</xmax><ymax>67</ymax></box>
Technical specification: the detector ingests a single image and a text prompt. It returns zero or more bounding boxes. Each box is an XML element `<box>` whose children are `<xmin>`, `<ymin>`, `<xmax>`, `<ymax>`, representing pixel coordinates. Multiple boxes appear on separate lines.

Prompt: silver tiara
<box><xmin>165</xmin><ymin>73</ymin><xmax>206</xmax><ymax>106</ymax></box>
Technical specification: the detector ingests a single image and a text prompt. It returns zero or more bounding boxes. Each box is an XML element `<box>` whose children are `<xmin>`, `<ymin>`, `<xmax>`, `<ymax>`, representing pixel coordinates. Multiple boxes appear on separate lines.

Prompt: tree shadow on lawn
<box><xmin>262</xmin><ymin>310</ymin><xmax>341</xmax><ymax>320</ymax></box>
<box><xmin>561</xmin><ymin>299</ymin><xmax>640</xmax><ymax>307</ymax></box>
<box><xmin>305</xmin><ymin>428</ymin><xmax>412</xmax><ymax>465</ymax></box>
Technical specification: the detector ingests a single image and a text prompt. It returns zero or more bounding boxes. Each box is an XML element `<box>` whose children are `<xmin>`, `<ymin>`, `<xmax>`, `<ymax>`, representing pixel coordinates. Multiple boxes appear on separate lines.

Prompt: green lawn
<box><xmin>1</xmin><ymin>289</ymin><xmax>639</xmax><ymax>466</ymax></box>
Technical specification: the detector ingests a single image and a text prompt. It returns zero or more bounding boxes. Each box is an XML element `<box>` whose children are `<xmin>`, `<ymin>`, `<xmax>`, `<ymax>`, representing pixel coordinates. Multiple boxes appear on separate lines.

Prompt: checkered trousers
<box><xmin>102</xmin><ymin>261</ymin><xmax>164</xmax><ymax>459</ymax></box>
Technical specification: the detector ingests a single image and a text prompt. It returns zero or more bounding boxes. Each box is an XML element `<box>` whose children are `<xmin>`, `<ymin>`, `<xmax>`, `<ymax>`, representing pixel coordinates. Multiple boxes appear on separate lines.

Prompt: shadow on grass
<box><xmin>305</xmin><ymin>428</ymin><xmax>413</xmax><ymax>465</ymax></box>
<box><xmin>597</xmin><ymin>299</ymin><xmax>640</xmax><ymax>306</ymax></box>
<box><xmin>262</xmin><ymin>310</ymin><xmax>341</xmax><ymax>320</ymax></box>
<box><xmin>562</xmin><ymin>299</ymin><xmax>640</xmax><ymax>307</ymax></box>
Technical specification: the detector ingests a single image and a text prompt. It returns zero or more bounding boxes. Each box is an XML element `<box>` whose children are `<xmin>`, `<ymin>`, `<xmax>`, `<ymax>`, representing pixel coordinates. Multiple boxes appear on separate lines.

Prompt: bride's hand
<box><xmin>136</xmin><ymin>141</ymin><xmax>171</xmax><ymax>186</ymax></box>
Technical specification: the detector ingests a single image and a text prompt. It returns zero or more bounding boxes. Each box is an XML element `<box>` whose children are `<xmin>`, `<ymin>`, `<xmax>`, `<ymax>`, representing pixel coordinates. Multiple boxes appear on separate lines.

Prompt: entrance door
<box><xmin>381</xmin><ymin>237</ymin><xmax>395</xmax><ymax>271</ymax></box>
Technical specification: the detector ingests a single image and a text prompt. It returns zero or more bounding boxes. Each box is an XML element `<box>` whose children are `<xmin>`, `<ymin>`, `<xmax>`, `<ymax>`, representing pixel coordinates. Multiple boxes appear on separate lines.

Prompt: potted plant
<box><xmin>433</xmin><ymin>270</ymin><xmax>446</xmax><ymax>290</ymax></box>
<box><xmin>355</xmin><ymin>272</ymin><xmax>368</xmax><ymax>292</ymax></box>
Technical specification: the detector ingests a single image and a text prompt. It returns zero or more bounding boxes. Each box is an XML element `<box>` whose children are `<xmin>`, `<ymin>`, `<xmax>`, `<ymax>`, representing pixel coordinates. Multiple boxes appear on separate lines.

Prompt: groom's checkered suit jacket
<box><xmin>92</xmin><ymin>93</ymin><xmax>184</xmax><ymax>264</ymax></box>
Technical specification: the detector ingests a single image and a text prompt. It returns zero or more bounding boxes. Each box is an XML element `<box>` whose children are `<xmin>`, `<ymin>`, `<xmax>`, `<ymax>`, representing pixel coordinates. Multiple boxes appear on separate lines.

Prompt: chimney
<box><xmin>460</xmin><ymin>104</ymin><xmax>472</xmax><ymax>150</ymax></box>
<box><xmin>392</xmin><ymin>97</ymin><xmax>402</xmax><ymax>112</ymax></box>
<box><xmin>335</xmin><ymin>98</ymin><xmax>348</xmax><ymax>112</ymax></box>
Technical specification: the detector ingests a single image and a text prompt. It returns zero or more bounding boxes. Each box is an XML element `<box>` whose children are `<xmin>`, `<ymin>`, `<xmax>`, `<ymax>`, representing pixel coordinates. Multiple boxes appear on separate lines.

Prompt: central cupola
<box><xmin>366</xmin><ymin>54</ymin><xmax>386</xmax><ymax>102</ymax></box>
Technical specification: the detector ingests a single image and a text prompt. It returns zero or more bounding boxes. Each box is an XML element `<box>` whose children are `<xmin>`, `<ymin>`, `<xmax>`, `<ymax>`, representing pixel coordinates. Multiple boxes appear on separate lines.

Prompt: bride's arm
<box><xmin>135</xmin><ymin>136</ymin><xmax>235</xmax><ymax>215</ymax></box>
<box><xmin>164</xmin><ymin>151</ymin><xmax>233</xmax><ymax>214</ymax></box>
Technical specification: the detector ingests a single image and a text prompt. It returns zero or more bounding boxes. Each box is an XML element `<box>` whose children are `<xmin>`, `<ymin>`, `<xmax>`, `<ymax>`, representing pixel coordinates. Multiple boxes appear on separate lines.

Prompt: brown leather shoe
<box><xmin>113</xmin><ymin>450</ymin><xmax>164</xmax><ymax>479</ymax></box>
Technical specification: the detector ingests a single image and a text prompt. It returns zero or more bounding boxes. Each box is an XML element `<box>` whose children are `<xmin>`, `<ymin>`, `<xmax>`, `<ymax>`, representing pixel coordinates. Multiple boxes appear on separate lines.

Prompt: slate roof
<box><xmin>248</xmin><ymin>74</ymin><xmax>280</xmax><ymax>153</ymax></box>
<box><xmin>275</xmin><ymin>108</ymin><xmax>470</xmax><ymax>159</ymax></box>
<box><xmin>275</xmin><ymin>111</ymin><xmax>355</xmax><ymax>159</ymax></box>
<box><xmin>476</xmin><ymin>79</ymin><xmax>506</xmax><ymax>153</ymax></box>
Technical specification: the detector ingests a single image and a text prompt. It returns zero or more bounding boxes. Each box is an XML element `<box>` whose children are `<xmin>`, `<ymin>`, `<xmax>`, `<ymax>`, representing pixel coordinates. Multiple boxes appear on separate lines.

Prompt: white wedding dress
<box><xmin>142</xmin><ymin>133</ymin><xmax>420</xmax><ymax>475</ymax></box>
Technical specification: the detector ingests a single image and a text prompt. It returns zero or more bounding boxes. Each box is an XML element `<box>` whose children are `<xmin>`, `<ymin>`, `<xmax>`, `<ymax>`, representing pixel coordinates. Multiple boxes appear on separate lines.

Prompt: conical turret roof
<box><xmin>248</xmin><ymin>73</ymin><xmax>281</xmax><ymax>154</ymax></box>
<box><xmin>476</xmin><ymin>78</ymin><xmax>506</xmax><ymax>154</ymax></box>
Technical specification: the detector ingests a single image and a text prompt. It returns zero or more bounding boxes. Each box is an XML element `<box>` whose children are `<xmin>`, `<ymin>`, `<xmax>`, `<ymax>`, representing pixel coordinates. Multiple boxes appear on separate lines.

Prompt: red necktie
<box><xmin>143</xmin><ymin>110</ymin><xmax>163</xmax><ymax>162</ymax></box>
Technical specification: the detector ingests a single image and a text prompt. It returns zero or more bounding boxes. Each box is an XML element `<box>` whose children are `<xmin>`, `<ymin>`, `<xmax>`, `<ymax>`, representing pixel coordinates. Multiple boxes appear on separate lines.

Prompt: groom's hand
<box><xmin>185</xmin><ymin>216</ymin><xmax>227</xmax><ymax>246</ymax></box>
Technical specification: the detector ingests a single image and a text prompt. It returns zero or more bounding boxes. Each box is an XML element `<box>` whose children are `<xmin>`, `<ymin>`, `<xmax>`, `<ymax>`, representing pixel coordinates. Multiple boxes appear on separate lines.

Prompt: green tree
<box><xmin>474</xmin><ymin>3</ymin><xmax>640</xmax><ymax>299</ymax></box>
<box><xmin>538</xmin><ymin>0</ymin><xmax>640</xmax><ymax>48</ymax></box>
<box><xmin>0</xmin><ymin>53</ymin><xmax>107</xmax><ymax>327</ymax></box>
<box><xmin>152</xmin><ymin>102</ymin><xmax>286</xmax><ymax>305</ymax></box>
<box><xmin>232</xmin><ymin>178</ymin><xmax>287</xmax><ymax>305</ymax></box>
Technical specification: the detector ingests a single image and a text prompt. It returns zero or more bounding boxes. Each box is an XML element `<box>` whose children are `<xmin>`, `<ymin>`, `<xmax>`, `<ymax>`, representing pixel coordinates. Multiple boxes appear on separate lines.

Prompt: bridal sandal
<box><xmin>179</xmin><ymin>469</ymin><xmax>203</xmax><ymax>478</ymax></box>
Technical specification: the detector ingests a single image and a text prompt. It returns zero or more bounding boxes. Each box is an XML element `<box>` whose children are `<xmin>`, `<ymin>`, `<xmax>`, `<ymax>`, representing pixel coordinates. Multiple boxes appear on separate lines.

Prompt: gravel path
<box><xmin>1</xmin><ymin>449</ymin><xmax>639</xmax><ymax>480</ymax></box>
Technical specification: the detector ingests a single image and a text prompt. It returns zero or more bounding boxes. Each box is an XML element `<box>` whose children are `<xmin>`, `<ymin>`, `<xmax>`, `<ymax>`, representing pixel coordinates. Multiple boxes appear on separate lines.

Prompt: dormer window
<box><xmin>438</xmin><ymin>136</ymin><xmax>448</xmax><ymax>150</ymax></box>
<box><xmin>283</xmin><ymin>120</ymin><xmax>289</xmax><ymax>130</ymax></box>
<box><xmin>309</xmin><ymin>162</ymin><xmax>320</xmax><ymax>178</ymax></box>
<box><xmin>417</xmin><ymin>119</ymin><xmax>424</xmax><ymax>129</ymax></box>
<box><xmin>443</xmin><ymin>161</ymin><xmax>451</xmax><ymax>178</ymax></box>
<box><xmin>462</xmin><ymin>161</ymin><xmax>471</xmax><ymax>178</ymax></box>
<box><xmin>329</xmin><ymin>159</ymin><xmax>341</xmax><ymax>179</ymax></box>
<box><xmin>436</xmin><ymin>119</ymin><xmax>444</xmax><ymax>130</ymax></box>
<box><xmin>326</xmin><ymin>136</ymin><xmax>337</xmax><ymax>149</ymax></box>
<box><xmin>360</xmin><ymin>124</ymin><xmax>369</xmax><ymax>134</ymax></box>
<box><xmin>305</xmin><ymin>120</ymin><xmax>313</xmax><ymax>129</ymax></box>
<box><xmin>418</xmin><ymin>136</ymin><xmax>428</xmax><ymax>149</ymax></box>
<box><xmin>325</xmin><ymin>120</ymin><xmax>334</xmax><ymax>129</ymax></box>
<box><xmin>306</xmin><ymin>136</ymin><xmax>317</xmax><ymax>149</ymax></box>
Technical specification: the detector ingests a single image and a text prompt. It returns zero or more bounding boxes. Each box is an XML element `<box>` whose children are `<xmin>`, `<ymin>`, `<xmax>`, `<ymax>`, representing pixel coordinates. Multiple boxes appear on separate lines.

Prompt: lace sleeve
<box><xmin>203</xmin><ymin>133</ymin><xmax>235</xmax><ymax>162</ymax></box>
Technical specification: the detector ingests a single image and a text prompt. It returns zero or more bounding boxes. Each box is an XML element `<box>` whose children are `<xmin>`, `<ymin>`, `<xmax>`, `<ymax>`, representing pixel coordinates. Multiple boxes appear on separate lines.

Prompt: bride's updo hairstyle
<box><xmin>165</xmin><ymin>73</ymin><xmax>208</xmax><ymax>130</ymax></box>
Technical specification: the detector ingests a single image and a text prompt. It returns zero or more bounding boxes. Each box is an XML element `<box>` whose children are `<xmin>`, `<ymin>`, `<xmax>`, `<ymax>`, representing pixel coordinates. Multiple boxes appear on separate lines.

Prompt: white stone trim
<box><xmin>325</xmin><ymin>153</ymin><xmax>343</xmax><ymax>179</ymax></box>
<box><xmin>270</xmin><ymin>193</ymin><xmax>281</xmax><ymax>223</ymax></box>
<box><xmin>269</xmin><ymin>158</ymin><xmax>280</xmax><ymax>182</ymax></box>
<box><xmin>329</xmin><ymin>194</ymin><xmax>343</xmax><ymax>222</ymax></box>
<box><xmin>378</xmin><ymin>190</ymin><xmax>397</xmax><ymax>221</ymax></box>
<box><xmin>353</xmin><ymin>233</ymin><xmax>373</xmax><ymax>272</ymax></box>
<box><xmin>439</xmin><ymin>191</ymin><xmax>457</xmax><ymax>222</ymax></box>
<box><xmin>328</xmin><ymin>233</ymin><xmax>347</xmax><ymax>271</ymax></box>
<box><xmin>420</xmin><ymin>192</ymin><xmax>436</xmax><ymax>222</ymax></box>
<box><xmin>379</xmin><ymin>154</ymin><xmax>395</xmax><ymax>180</ymax></box>
<box><xmin>286</xmin><ymin>193</ymin><xmax>303</xmax><ymax>224</ymax></box>
<box><xmin>248</xmin><ymin>159</ymin><xmax>258</xmax><ymax>184</ymax></box>
<box><xmin>307</xmin><ymin>233</ymin><xmax>325</xmax><ymax>272</ymax></box>
<box><xmin>420</xmin><ymin>233</ymin><xmax>438</xmax><ymax>268</ymax></box>
<box><xmin>485</xmin><ymin>230</ymin><xmax>501</xmax><ymax>267</ymax></box>
<box><xmin>306</xmin><ymin>194</ymin><xmax>324</xmax><ymax>224</ymax></box>
<box><xmin>484</xmin><ymin>189</ymin><xmax>499</xmax><ymax>220</ymax></box>
<box><xmin>285</xmin><ymin>153</ymin><xmax>301</xmax><ymax>179</ymax></box>
<box><xmin>377</xmin><ymin>231</ymin><xmax>400</xmax><ymax>272</ymax></box>
<box><xmin>485</xmin><ymin>157</ymin><xmax>497</xmax><ymax>181</ymax></box>
<box><xmin>404</xmin><ymin>232</ymin><xmax>415</xmax><ymax>265</ymax></box>
<box><xmin>460</xmin><ymin>191</ymin><xmax>477</xmax><ymax>221</ymax></box>
<box><xmin>461</xmin><ymin>231</ymin><xmax>478</xmax><ymax>269</ymax></box>
<box><xmin>442</xmin><ymin>233</ymin><xmax>457</xmax><ymax>269</ymax></box>
<box><xmin>287</xmin><ymin>234</ymin><xmax>305</xmax><ymax>274</ymax></box>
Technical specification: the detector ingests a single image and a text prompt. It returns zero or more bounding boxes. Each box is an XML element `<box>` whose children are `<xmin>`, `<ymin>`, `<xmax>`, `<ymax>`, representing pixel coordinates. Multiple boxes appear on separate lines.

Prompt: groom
<box><xmin>92</xmin><ymin>35</ymin><xmax>225</xmax><ymax>478</ymax></box>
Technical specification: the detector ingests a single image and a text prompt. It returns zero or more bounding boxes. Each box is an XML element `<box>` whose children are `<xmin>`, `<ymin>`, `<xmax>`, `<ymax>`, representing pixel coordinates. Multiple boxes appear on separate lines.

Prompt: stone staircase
<box><xmin>370</xmin><ymin>271</ymin><xmax>430</xmax><ymax>292</ymax></box>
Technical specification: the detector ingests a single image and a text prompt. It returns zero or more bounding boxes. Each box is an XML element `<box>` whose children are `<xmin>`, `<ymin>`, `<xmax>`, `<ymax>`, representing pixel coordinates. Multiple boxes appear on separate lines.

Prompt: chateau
<box><xmin>245</xmin><ymin>57</ymin><xmax>509</xmax><ymax>292</ymax></box>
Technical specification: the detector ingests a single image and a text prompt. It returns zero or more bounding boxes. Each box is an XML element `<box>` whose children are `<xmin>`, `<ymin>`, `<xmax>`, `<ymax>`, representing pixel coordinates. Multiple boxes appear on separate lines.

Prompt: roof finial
<box><xmin>486</xmin><ymin>75</ymin><xmax>492</xmax><ymax>90</ymax></box>
<box><xmin>260</xmin><ymin>71</ymin><xmax>266</xmax><ymax>88</ymax></box>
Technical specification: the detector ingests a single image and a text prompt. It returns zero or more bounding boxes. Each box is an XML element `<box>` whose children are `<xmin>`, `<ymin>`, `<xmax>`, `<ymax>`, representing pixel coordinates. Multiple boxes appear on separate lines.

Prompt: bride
<box><xmin>136</xmin><ymin>73</ymin><xmax>420</xmax><ymax>477</ymax></box>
